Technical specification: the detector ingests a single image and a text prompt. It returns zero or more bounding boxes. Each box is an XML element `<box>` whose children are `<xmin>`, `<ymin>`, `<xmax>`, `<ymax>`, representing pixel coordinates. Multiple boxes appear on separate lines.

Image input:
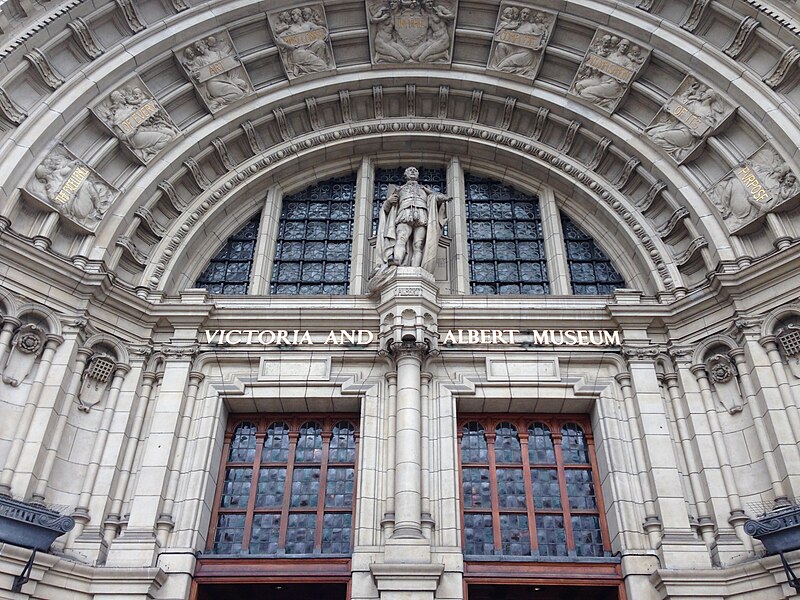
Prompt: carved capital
<box><xmin>383</xmin><ymin>339</ymin><xmax>431</xmax><ymax>363</ymax></box>
<box><xmin>161</xmin><ymin>343</ymin><xmax>199</xmax><ymax>358</ymax></box>
<box><xmin>621</xmin><ymin>344</ymin><xmax>661</xmax><ymax>361</ymax></box>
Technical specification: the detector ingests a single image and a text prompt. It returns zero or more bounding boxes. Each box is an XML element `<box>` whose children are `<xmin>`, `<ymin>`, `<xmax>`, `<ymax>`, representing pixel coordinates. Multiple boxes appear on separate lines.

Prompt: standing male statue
<box><xmin>375</xmin><ymin>167</ymin><xmax>450</xmax><ymax>275</ymax></box>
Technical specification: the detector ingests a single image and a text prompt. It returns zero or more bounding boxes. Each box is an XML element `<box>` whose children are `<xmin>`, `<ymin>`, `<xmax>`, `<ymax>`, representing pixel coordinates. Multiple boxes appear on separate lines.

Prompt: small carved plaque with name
<box><xmin>706</xmin><ymin>143</ymin><xmax>800</xmax><ymax>233</ymax></box>
<box><xmin>644</xmin><ymin>76</ymin><xmax>734</xmax><ymax>164</ymax></box>
<box><xmin>569</xmin><ymin>29</ymin><xmax>650</xmax><ymax>114</ymax></box>
<box><xmin>487</xmin><ymin>3</ymin><xmax>556</xmax><ymax>80</ymax></box>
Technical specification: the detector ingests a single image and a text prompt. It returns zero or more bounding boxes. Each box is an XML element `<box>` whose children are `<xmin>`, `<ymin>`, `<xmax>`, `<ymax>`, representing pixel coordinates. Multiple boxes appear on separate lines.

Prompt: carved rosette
<box><xmin>365</xmin><ymin>0</ymin><xmax>457</xmax><ymax>65</ymax></box>
<box><xmin>705</xmin><ymin>142</ymin><xmax>800</xmax><ymax>234</ymax></box>
<box><xmin>268</xmin><ymin>4</ymin><xmax>336</xmax><ymax>79</ymax></box>
<box><xmin>1</xmin><ymin>324</ymin><xmax>47</xmax><ymax>387</ymax></box>
<box><xmin>568</xmin><ymin>29</ymin><xmax>651</xmax><ymax>114</ymax></box>
<box><xmin>644</xmin><ymin>76</ymin><xmax>735</xmax><ymax>165</ymax></box>
<box><xmin>174</xmin><ymin>30</ymin><xmax>254</xmax><ymax>113</ymax></box>
<box><xmin>487</xmin><ymin>3</ymin><xmax>556</xmax><ymax>80</ymax></box>
<box><xmin>91</xmin><ymin>76</ymin><xmax>181</xmax><ymax>165</ymax></box>
<box><xmin>24</xmin><ymin>143</ymin><xmax>119</xmax><ymax>233</ymax></box>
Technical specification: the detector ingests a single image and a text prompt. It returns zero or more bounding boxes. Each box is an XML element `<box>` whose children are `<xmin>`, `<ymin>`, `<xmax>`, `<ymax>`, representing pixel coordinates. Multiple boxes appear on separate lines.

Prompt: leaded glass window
<box><xmin>209</xmin><ymin>416</ymin><xmax>358</xmax><ymax>556</ymax></box>
<box><xmin>271</xmin><ymin>176</ymin><xmax>356</xmax><ymax>295</ymax></box>
<box><xmin>459</xmin><ymin>416</ymin><xmax>609</xmax><ymax>559</ymax></box>
<box><xmin>465</xmin><ymin>175</ymin><xmax>549</xmax><ymax>295</ymax></box>
<box><xmin>195</xmin><ymin>214</ymin><xmax>260</xmax><ymax>295</ymax></box>
<box><xmin>561</xmin><ymin>213</ymin><xmax>625</xmax><ymax>295</ymax></box>
<box><xmin>372</xmin><ymin>167</ymin><xmax>447</xmax><ymax>236</ymax></box>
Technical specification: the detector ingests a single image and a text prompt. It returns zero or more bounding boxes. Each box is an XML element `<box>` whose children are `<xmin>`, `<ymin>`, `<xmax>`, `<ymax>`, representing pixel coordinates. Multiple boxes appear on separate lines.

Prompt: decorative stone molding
<box><xmin>723</xmin><ymin>16</ymin><xmax>760</xmax><ymax>58</ymax></box>
<box><xmin>644</xmin><ymin>76</ymin><xmax>735</xmax><ymax>165</ymax></box>
<box><xmin>681</xmin><ymin>0</ymin><xmax>712</xmax><ymax>32</ymax></box>
<box><xmin>0</xmin><ymin>86</ymin><xmax>26</xmax><ymax>125</ymax></box>
<box><xmin>134</xmin><ymin>206</ymin><xmax>167</xmax><ymax>237</ymax></box>
<box><xmin>24</xmin><ymin>143</ymin><xmax>118</xmax><ymax>233</ymax></box>
<box><xmin>673</xmin><ymin>236</ymin><xmax>707</xmax><ymax>266</ymax></box>
<box><xmin>267</xmin><ymin>3</ymin><xmax>335</xmax><ymax>79</ymax></box>
<box><xmin>705</xmin><ymin>143</ymin><xmax>800</xmax><ymax>234</ymax></box>
<box><xmin>657</xmin><ymin>207</ymin><xmax>690</xmax><ymax>239</ymax></box>
<box><xmin>91</xmin><ymin>77</ymin><xmax>181</xmax><ymax>165</ymax></box>
<box><xmin>174</xmin><ymin>30</ymin><xmax>253</xmax><ymax>113</ymax></box>
<box><xmin>67</xmin><ymin>17</ymin><xmax>103</xmax><ymax>59</ymax></box>
<box><xmin>160</xmin><ymin>343</ymin><xmax>199</xmax><ymax>358</ymax></box>
<box><xmin>763</xmin><ymin>46</ymin><xmax>800</xmax><ymax>88</ymax></box>
<box><xmin>366</xmin><ymin>0</ymin><xmax>457</xmax><ymax>64</ymax></box>
<box><xmin>24</xmin><ymin>48</ymin><xmax>64</xmax><ymax>90</ymax></box>
<box><xmin>114</xmin><ymin>0</ymin><xmax>144</xmax><ymax>33</ymax></box>
<box><xmin>487</xmin><ymin>3</ymin><xmax>556</xmax><ymax>80</ymax></box>
<box><xmin>622</xmin><ymin>344</ymin><xmax>661</xmax><ymax>360</ymax></box>
<box><xmin>569</xmin><ymin>30</ymin><xmax>650</xmax><ymax>114</ymax></box>
<box><xmin>183</xmin><ymin>157</ymin><xmax>211</xmax><ymax>190</ymax></box>
<box><xmin>1</xmin><ymin>323</ymin><xmax>46</xmax><ymax>386</ymax></box>
<box><xmin>116</xmin><ymin>236</ymin><xmax>149</xmax><ymax>266</ymax></box>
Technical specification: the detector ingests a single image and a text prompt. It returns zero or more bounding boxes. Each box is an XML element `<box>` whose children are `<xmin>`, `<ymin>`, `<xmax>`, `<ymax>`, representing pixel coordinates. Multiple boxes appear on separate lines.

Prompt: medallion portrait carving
<box><xmin>268</xmin><ymin>4</ymin><xmax>336</xmax><ymax>79</ymax></box>
<box><xmin>25</xmin><ymin>144</ymin><xmax>118</xmax><ymax>232</ymax></box>
<box><xmin>366</xmin><ymin>0</ymin><xmax>457</xmax><ymax>65</ymax></box>
<box><xmin>91</xmin><ymin>77</ymin><xmax>180</xmax><ymax>165</ymax></box>
<box><xmin>706</xmin><ymin>143</ymin><xmax>800</xmax><ymax>233</ymax></box>
<box><xmin>487</xmin><ymin>3</ymin><xmax>555</xmax><ymax>79</ymax></box>
<box><xmin>569</xmin><ymin>30</ymin><xmax>650</xmax><ymax>113</ymax></box>
<box><xmin>175</xmin><ymin>31</ymin><xmax>253</xmax><ymax>113</ymax></box>
<box><xmin>644</xmin><ymin>76</ymin><xmax>734</xmax><ymax>164</ymax></box>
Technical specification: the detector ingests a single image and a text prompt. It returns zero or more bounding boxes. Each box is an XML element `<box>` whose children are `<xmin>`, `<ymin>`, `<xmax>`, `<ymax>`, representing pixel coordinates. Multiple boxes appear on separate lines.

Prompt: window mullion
<box><xmin>278</xmin><ymin>431</ymin><xmax>300</xmax><ymax>552</ymax></box>
<box><xmin>314</xmin><ymin>429</ymin><xmax>332</xmax><ymax>552</ymax></box>
<box><xmin>538</xmin><ymin>186</ymin><xmax>571</xmax><ymax>294</ymax></box>
<box><xmin>447</xmin><ymin>156</ymin><xmax>469</xmax><ymax>294</ymax></box>
<box><xmin>485</xmin><ymin>431</ymin><xmax>502</xmax><ymax>553</ymax></box>
<box><xmin>350</xmin><ymin>427</ymin><xmax>361</xmax><ymax>551</ymax></box>
<box><xmin>553</xmin><ymin>429</ymin><xmax>576</xmax><ymax>554</ymax></box>
<box><xmin>240</xmin><ymin>430</ymin><xmax>266</xmax><ymax>552</ymax></box>
<box><xmin>586</xmin><ymin>429</ymin><xmax>612</xmax><ymax>554</ymax></box>
<box><xmin>206</xmin><ymin>432</ymin><xmax>233</xmax><ymax>552</ymax></box>
<box><xmin>518</xmin><ymin>430</ymin><xmax>538</xmax><ymax>556</ymax></box>
<box><xmin>351</xmin><ymin>157</ymin><xmax>374</xmax><ymax>294</ymax></box>
<box><xmin>251</xmin><ymin>185</ymin><xmax>283</xmax><ymax>295</ymax></box>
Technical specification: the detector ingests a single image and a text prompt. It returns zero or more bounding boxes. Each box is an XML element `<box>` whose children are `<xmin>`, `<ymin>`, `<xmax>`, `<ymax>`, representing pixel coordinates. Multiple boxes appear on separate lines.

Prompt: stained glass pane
<box><xmin>462</xmin><ymin>468</ymin><xmax>492</xmax><ymax>509</ymax></box>
<box><xmin>372</xmin><ymin>167</ymin><xmax>447</xmax><ymax>235</ymax></box>
<box><xmin>528</xmin><ymin>423</ymin><xmax>555</xmax><ymax>464</ymax></box>
<box><xmin>325</xmin><ymin>467</ymin><xmax>355</xmax><ymax>507</ymax></box>
<box><xmin>221</xmin><ymin>467</ymin><xmax>251</xmax><ymax>508</ymax></box>
<box><xmin>196</xmin><ymin>214</ymin><xmax>260</xmax><ymax>295</ymax></box>
<box><xmin>262</xmin><ymin>422</ymin><xmax>290</xmax><ymax>463</ymax></box>
<box><xmin>561</xmin><ymin>213</ymin><xmax>625</xmax><ymax>295</ymax></box>
<box><xmin>322</xmin><ymin>512</ymin><xmax>352</xmax><ymax>554</ymax></box>
<box><xmin>249</xmin><ymin>514</ymin><xmax>281</xmax><ymax>554</ymax></box>
<box><xmin>213</xmin><ymin>513</ymin><xmax>245</xmax><ymax>554</ymax></box>
<box><xmin>290</xmin><ymin>467</ymin><xmax>320</xmax><ymax>508</ymax></box>
<box><xmin>329</xmin><ymin>422</ymin><xmax>356</xmax><ymax>463</ymax></box>
<box><xmin>572</xmin><ymin>515</ymin><xmax>604</xmax><ymax>557</ymax></box>
<box><xmin>531</xmin><ymin>468</ymin><xmax>561</xmax><ymax>510</ymax></box>
<box><xmin>536</xmin><ymin>514</ymin><xmax>568</xmax><ymax>556</ymax></box>
<box><xmin>271</xmin><ymin>176</ymin><xmax>355</xmax><ymax>295</ymax></box>
<box><xmin>255</xmin><ymin>467</ymin><xmax>286</xmax><ymax>507</ymax></box>
<box><xmin>464</xmin><ymin>513</ymin><xmax>494</xmax><ymax>555</ymax></box>
<box><xmin>562</xmin><ymin>423</ymin><xmax>590</xmax><ymax>464</ymax></box>
<box><xmin>296</xmin><ymin>422</ymin><xmax>323</xmax><ymax>463</ymax></box>
<box><xmin>500</xmin><ymin>513</ymin><xmax>531</xmax><ymax>555</ymax></box>
<box><xmin>466</xmin><ymin>176</ymin><xmax>549</xmax><ymax>295</ymax></box>
<box><xmin>285</xmin><ymin>513</ymin><xmax>317</xmax><ymax>554</ymax></box>
<box><xmin>461</xmin><ymin>422</ymin><xmax>488</xmax><ymax>463</ymax></box>
<box><xmin>494</xmin><ymin>423</ymin><xmax>521</xmax><ymax>464</ymax></box>
<box><xmin>229</xmin><ymin>422</ymin><xmax>257</xmax><ymax>462</ymax></box>
<box><xmin>497</xmin><ymin>468</ymin><xmax>526</xmax><ymax>509</ymax></box>
<box><xmin>566</xmin><ymin>469</ymin><xmax>597</xmax><ymax>510</ymax></box>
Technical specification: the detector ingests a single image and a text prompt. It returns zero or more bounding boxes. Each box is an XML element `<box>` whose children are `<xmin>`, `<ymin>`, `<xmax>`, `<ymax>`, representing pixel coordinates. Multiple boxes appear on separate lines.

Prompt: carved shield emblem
<box><xmin>394</xmin><ymin>12</ymin><xmax>429</xmax><ymax>47</ymax></box>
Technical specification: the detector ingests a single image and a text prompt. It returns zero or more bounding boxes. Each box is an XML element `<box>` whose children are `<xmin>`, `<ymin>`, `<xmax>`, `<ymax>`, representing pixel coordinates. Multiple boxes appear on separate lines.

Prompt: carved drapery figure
<box><xmin>2</xmin><ymin>324</ymin><xmax>46</xmax><ymax>387</ymax></box>
<box><xmin>570</xmin><ymin>32</ymin><xmax>649</xmax><ymax>113</ymax></box>
<box><xmin>268</xmin><ymin>4</ymin><xmax>335</xmax><ymax>78</ymax></box>
<box><xmin>93</xmin><ymin>80</ymin><xmax>180</xmax><ymax>164</ymax></box>
<box><xmin>644</xmin><ymin>77</ymin><xmax>733</xmax><ymax>164</ymax></box>
<box><xmin>488</xmin><ymin>5</ymin><xmax>555</xmax><ymax>79</ymax></box>
<box><xmin>375</xmin><ymin>167</ymin><xmax>450</xmax><ymax>274</ymax></box>
<box><xmin>707</xmin><ymin>144</ymin><xmax>800</xmax><ymax>233</ymax></box>
<box><xmin>367</xmin><ymin>0</ymin><xmax>457</xmax><ymax>64</ymax></box>
<box><xmin>177</xmin><ymin>32</ymin><xmax>253</xmax><ymax>112</ymax></box>
<box><xmin>26</xmin><ymin>145</ymin><xmax>116</xmax><ymax>232</ymax></box>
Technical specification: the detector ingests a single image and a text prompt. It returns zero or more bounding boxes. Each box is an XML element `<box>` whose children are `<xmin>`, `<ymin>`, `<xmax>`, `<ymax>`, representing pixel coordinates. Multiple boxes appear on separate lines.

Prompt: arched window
<box><xmin>561</xmin><ymin>214</ymin><xmax>626</xmax><ymax>295</ymax></box>
<box><xmin>195</xmin><ymin>214</ymin><xmax>260</xmax><ymax>295</ymax></box>
<box><xmin>209</xmin><ymin>416</ymin><xmax>359</xmax><ymax>556</ymax></box>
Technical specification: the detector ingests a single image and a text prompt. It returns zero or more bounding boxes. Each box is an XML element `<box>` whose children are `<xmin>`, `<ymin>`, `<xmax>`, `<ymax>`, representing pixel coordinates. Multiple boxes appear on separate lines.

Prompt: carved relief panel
<box><xmin>706</xmin><ymin>143</ymin><xmax>800</xmax><ymax>234</ymax></box>
<box><xmin>91</xmin><ymin>76</ymin><xmax>181</xmax><ymax>165</ymax></box>
<box><xmin>267</xmin><ymin>4</ymin><xmax>336</xmax><ymax>79</ymax></box>
<box><xmin>775</xmin><ymin>320</ymin><xmax>800</xmax><ymax>379</ymax></box>
<box><xmin>644</xmin><ymin>76</ymin><xmax>735</xmax><ymax>164</ymax></box>
<box><xmin>1</xmin><ymin>324</ymin><xmax>46</xmax><ymax>387</ymax></box>
<box><xmin>175</xmin><ymin>30</ymin><xmax>254</xmax><ymax>113</ymax></box>
<box><xmin>366</xmin><ymin>0</ymin><xmax>457</xmax><ymax>65</ymax></box>
<box><xmin>569</xmin><ymin>30</ymin><xmax>650</xmax><ymax>114</ymax></box>
<box><xmin>706</xmin><ymin>352</ymin><xmax>743</xmax><ymax>414</ymax></box>
<box><xmin>487</xmin><ymin>3</ymin><xmax>556</xmax><ymax>80</ymax></box>
<box><xmin>24</xmin><ymin>144</ymin><xmax>118</xmax><ymax>233</ymax></box>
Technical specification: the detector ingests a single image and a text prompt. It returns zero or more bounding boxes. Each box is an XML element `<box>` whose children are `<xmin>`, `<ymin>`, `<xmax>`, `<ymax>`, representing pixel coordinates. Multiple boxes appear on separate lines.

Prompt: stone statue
<box><xmin>488</xmin><ymin>5</ymin><xmax>555</xmax><ymax>79</ymax></box>
<box><xmin>374</xmin><ymin>167</ymin><xmax>450</xmax><ymax>274</ymax></box>
<box><xmin>268</xmin><ymin>4</ymin><xmax>335</xmax><ymax>79</ymax></box>
<box><xmin>570</xmin><ymin>31</ymin><xmax>649</xmax><ymax>113</ymax></box>
<box><xmin>26</xmin><ymin>145</ymin><xmax>117</xmax><ymax>232</ymax></box>
<box><xmin>644</xmin><ymin>77</ymin><xmax>733</xmax><ymax>164</ymax></box>
<box><xmin>93</xmin><ymin>79</ymin><xmax>180</xmax><ymax>164</ymax></box>
<box><xmin>177</xmin><ymin>32</ymin><xmax>253</xmax><ymax>113</ymax></box>
<box><xmin>366</xmin><ymin>0</ymin><xmax>457</xmax><ymax>65</ymax></box>
<box><xmin>707</xmin><ymin>144</ymin><xmax>800</xmax><ymax>233</ymax></box>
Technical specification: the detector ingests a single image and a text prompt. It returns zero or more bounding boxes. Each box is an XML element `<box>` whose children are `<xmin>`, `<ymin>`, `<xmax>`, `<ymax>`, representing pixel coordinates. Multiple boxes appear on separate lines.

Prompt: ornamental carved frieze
<box><xmin>644</xmin><ymin>76</ymin><xmax>735</xmax><ymax>164</ymax></box>
<box><xmin>705</xmin><ymin>143</ymin><xmax>800</xmax><ymax>234</ymax></box>
<box><xmin>267</xmin><ymin>4</ymin><xmax>336</xmax><ymax>79</ymax></box>
<box><xmin>91</xmin><ymin>76</ymin><xmax>180</xmax><ymax>165</ymax></box>
<box><xmin>175</xmin><ymin>30</ymin><xmax>254</xmax><ymax>113</ymax></box>
<box><xmin>569</xmin><ymin>30</ymin><xmax>650</xmax><ymax>114</ymax></box>
<box><xmin>366</xmin><ymin>0</ymin><xmax>457</xmax><ymax>65</ymax></box>
<box><xmin>487</xmin><ymin>3</ymin><xmax>556</xmax><ymax>80</ymax></box>
<box><xmin>24</xmin><ymin>144</ymin><xmax>118</xmax><ymax>233</ymax></box>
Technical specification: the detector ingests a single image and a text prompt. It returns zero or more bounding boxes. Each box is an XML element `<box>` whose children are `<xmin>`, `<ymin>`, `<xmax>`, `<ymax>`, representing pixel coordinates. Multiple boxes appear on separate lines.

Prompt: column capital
<box><xmin>621</xmin><ymin>344</ymin><xmax>661</xmax><ymax>361</ymax></box>
<box><xmin>383</xmin><ymin>339</ymin><xmax>432</xmax><ymax>363</ymax></box>
<box><xmin>689</xmin><ymin>363</ymin><xmax>709</xmax><ymax>379</ymax></box>
<box><xmin>759</xmin><ymin>335</ymin><xmax>779</xmax><ymax>351</ymax></box>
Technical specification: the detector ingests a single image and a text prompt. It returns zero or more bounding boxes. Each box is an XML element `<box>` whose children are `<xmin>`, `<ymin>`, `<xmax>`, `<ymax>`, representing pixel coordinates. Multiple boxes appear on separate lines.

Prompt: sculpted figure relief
<box><xmin>707</xmin><ymin>144</ymin><xmax>800</xmax><ymax>233</ymax></box>
<box><xmin>177</xmin><ymin>32</ymin><xmax>253</xmax><ymax>112</ymax></box>
<box><xmin>644</xmin><ymin>77</ymin><xmax>734</xmax><ymax>164</ymax></box>
<box><xmin>26</xmin><ymin>145</ymin><xmax>117</xmax><ymax>232</ymax></box>
<box><xmin>570</xmin><ymin>31</ymin><xmax>649</xmax><ymax>113</ymax></box>
<box><xmin>93</xmin><ymin>79</ymin><xmax>180</xmax><ymax>164</ymax></box>
<box><xmin>268</xmin><ymin>4</ymin><xmax>335</xmax><ymax>79</ymax></box>
<box><xmin>374</xmin><ymin>167</ymin><xmax>450</xmax><ymax>277</ymax></box>
<box><xmin>367</xmin><ymin>0</ymin><xmax>457</xmax><ymax>64</ymax></box>
<box><xmin>488</xmin><ymin>4</ymin><xmax>555</xmax><ymax>79</ymax></box>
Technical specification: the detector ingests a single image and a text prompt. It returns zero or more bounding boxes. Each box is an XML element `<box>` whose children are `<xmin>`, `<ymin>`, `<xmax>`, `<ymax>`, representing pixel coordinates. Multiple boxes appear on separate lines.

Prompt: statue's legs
<box><xmin>410</xmin><ymin>225</ymin><xmax>426</xmax><ymax>267</ymax></box>
<box><xmin>394</xmin><ymin>223</ymin><xmax>412</xmax><ymax>265</ymax></box>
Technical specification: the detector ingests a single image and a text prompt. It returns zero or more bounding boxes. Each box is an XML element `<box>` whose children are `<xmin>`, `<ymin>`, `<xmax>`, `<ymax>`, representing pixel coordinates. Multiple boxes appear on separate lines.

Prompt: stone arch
<box><xmin>14</xmin><ymin>302</ymin><xmax>63</xmax><ymax>337</ymax></box>
<box><xmin>761</xmin><ymin>303</ymin><xmax>800</xmax><ymax>338</ymax></box>
<box><xmin>691</xmin><ymin>334</ymin><xmax>740</xmax><ymax>366</ymax></box>
<box><xmin>81</xmin><ymin>333</ymin><xmax>130</xmax><ymax>365</ymax></box>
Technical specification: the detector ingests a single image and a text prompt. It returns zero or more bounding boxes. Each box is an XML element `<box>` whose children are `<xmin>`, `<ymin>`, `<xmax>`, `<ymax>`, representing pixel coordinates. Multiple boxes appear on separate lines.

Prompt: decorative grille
<box><xmin>195</xmin><ymin>214</ymin><xmax>260</xmax><ymax>295</ymax></box>
<box><xmin>778</xmin><ymin>326</ymin><xmax>800</xmax><ymax>357</ymax></box>
<box><xmin>561</xmin><ymin>214</ymin><xmax>625</xmax><ymax>295</ymax></box>
<box><xmin>87</xmin><ymin>355</ymin><xmax>115</xmax><ymax>382</ymax></box>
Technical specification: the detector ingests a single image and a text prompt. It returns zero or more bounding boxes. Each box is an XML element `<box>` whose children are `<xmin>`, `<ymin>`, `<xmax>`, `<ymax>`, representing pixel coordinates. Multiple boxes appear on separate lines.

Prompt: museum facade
<box><xmin>1</xmin><ymin>0</ymin><xmax>800</xmax><ymax>598</ymax></box>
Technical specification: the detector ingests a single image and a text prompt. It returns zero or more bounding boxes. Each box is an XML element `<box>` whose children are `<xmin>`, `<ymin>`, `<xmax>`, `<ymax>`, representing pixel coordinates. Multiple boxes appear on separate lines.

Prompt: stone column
<box><xmin>0</xmin><ymin>316</ymin><xmax>20</xmax><ymax>369</ymax></box>
<box><xmin>759</xmin><ymin>336</ymin><xmax>800</xmax><ymax>444</ymax></box>
<box><xmin>382</xmin><ymin>371</ymin><xmax>397</xmax><ymax>538</ymax></box>
<box><xmin>446</xmin><ymin>156</ymin><xmax>469</xmax><ymax>294</ymax></box>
